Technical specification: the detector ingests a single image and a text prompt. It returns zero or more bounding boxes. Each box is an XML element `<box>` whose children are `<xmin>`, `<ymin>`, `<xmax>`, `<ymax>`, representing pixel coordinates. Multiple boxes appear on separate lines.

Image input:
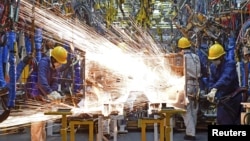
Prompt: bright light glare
<box><xmin>17</xmin><ymin>0</ymin><xmax>186</xmax><ymax>117</ymax></box>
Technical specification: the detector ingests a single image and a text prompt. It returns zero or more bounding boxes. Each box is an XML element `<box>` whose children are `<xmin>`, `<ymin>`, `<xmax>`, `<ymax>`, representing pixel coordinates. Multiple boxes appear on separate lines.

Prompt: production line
<box><xmin>0</xmin><ymin>0</ymin><xmax>250</xmax><ymax>141</ymax></box>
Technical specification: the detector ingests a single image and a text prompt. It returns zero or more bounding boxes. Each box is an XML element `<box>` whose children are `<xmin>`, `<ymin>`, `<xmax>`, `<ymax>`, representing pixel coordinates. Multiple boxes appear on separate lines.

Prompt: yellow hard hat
<box><xmin>208</xmin><ymin>44</ymin><xmax>225</xmax><ymax>60</ymax></box>
<box><xmin>178</xmin><ymin>37</ymin><xmax>191</xmax><ymax>48</ymax></box>
<box><xmin>51</xmin><ymin>46</ymin><xmax>68</xmax><ymax>64</ymax></box>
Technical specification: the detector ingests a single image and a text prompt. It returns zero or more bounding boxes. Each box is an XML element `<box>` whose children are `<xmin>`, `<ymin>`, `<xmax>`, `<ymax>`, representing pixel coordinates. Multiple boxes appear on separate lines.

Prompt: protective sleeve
<box><xmin>208</xmin><ymin>64</ymin><xmax>217</xmax><ymax>91</ymax></box>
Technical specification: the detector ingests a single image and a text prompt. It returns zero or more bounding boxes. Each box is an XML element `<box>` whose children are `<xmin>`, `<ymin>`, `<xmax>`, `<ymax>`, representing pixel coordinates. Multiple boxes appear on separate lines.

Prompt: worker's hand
<box><xmin>47</xmin><ymin>91</ymin><xmax>62</xmax><ymax>101</ymax></box>
<box><xmin>206</xmin><ymin>88</ymin><xmax>217</xmax><ymax>103</ymax></box>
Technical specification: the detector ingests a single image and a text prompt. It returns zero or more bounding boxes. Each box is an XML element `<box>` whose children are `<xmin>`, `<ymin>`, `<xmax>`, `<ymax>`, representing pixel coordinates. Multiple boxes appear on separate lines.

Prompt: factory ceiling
<box><xmin>28</xmin><ymin>0</ymin><xmax>178</xmax><ymax>49</ymax></box>
<box><xmin>51</xmin><ymin>0</ymin><xmax>249</xmax><ymax>49</ymax></box>
<box><xmin>7</xmin><ymin>0</ymin><xmax>247</xmax><ymax>53</ymax></box>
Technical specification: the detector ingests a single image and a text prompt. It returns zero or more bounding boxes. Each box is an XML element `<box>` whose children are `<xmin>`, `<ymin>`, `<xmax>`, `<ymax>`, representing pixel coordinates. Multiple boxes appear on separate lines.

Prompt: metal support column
<box><xmin>44</xmin><ymin>111</ymin><xmax>72</xmax><ymax>141</ymax></box>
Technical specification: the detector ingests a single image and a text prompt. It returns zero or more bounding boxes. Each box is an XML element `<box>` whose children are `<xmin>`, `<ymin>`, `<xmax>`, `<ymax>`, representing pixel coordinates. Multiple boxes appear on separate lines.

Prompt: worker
<box><xmin>206</xmin><ymin>43</ymin><xmax>242</xmax><ymax>125</ymax></box>
<box><xmin>37</xmin><ymin>45</ymin><xmax>68</xmax><ymax>101</ymax></box>
<box><xmin>31</xmin><ymin>46</ymin><xmax>68</xmax><ymax>141</ymax></box>
<box><xmin>240</xmin><ymin>47</ymin><xmax>250</xmax><ymax>102</ymax></box>
<box><xmin>178</xmin><ymin>37</ymin><xmax>201</xmax><ymax>140</ymax></box>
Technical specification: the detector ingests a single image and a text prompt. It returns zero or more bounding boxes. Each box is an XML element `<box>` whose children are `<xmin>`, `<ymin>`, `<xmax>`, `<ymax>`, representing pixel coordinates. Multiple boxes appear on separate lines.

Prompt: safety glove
<box><xmin>206</xmin><ymin>88</ymin><xmax>217</xmax><ymax>103</ymax></box>
<box><xmin>47</xmin><ymin>91</ymin><xmax>62</xmax><ymax>101</ymax></box>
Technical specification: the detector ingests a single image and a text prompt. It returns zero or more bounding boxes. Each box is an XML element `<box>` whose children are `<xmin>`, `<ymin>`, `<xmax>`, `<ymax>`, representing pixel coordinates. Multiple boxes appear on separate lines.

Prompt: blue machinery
<box><xmin>0</xmin><ymin>27</ymin><xmax>86</xmax><ymax>123</ymax></box>
<box><xmin>1</xmin><ymin>0</ymin><xmax>250</xmax><ymax>135</ymax></box>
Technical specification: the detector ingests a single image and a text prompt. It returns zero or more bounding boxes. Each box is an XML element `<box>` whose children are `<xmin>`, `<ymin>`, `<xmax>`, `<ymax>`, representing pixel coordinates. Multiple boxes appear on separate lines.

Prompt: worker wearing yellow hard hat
<box><xmin>30</xmin><ymin>46</ymin><xmax>68</xmax><ymax>141</ymax></box>
<box><xmin>38</xmin><ymin>46</ymin><xmax>68</xmax><ymax>101</ymax></box>
<box><xmin>51</xmin><ymin>46</ymin><xmax>68</xmax><ymax>64</ymax></box>
<box><xmin>208</xmin><ymin>43</ymin><xmax>225</xmax><ymax>60</ymax></box>
<box><xmin>177</xmin><ymin>37</ymin><xmax>201</xmax><ymax>140</ymax></box>
<box><xmin>178</xmin><ymin>37</ymin><xmax>191</xmax><ymax>49</ymax></box>
<box><xmin>206</xmin><ymin>43</ymin><xmax>242</xmax><ymax>125</ymax></box>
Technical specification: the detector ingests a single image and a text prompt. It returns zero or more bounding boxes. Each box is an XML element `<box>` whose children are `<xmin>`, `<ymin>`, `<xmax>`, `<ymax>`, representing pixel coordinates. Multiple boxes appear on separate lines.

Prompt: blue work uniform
<box><xmin>37</xmin><ymin>56</ymin><xmax>59</xmax><ymax>95</ymax></box>
<box><xmin>209</xmin><ymin>57</ymin><xmax>241</xmax><ymax>125</ymax></box>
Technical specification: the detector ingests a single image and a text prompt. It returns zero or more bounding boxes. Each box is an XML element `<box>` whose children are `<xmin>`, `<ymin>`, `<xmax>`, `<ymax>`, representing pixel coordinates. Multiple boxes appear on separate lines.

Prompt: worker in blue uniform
<box><xmin>31</xmin><ymin>46</ymin><xmax>68</xmax><ymax>141</ymax></box>
<box><xmin>37</xmin><ymin>46</ymin><xmax>68</xmax><ymax>101</ymax></box>
<box><xmin>206</xmin><ymin>43</ymin><xmax>242</xmax><ymax>125</ymax></box>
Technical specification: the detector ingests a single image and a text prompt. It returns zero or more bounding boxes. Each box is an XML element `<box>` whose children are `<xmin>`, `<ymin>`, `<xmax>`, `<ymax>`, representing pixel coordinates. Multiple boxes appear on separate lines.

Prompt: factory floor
<box><xmin>0</xmin><ymin>127</ymin><xmax>208</xmax><ymax>141</ymax></box>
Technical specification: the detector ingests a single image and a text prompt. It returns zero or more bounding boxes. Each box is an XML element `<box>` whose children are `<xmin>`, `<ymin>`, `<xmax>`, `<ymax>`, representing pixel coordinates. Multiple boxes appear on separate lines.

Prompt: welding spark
<box><xmin>18</xmin><ymin>0</ymin><xmax>185</xmax><ymax>114</ymax></box>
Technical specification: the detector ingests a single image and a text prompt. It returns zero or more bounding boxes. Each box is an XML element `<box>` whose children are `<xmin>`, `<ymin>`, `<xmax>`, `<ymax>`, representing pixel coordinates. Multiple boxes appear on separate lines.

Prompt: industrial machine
<box><xmin>0</xmin><ymin>1</ymin><xmax>250</xmax><ymax>140</ymax></box>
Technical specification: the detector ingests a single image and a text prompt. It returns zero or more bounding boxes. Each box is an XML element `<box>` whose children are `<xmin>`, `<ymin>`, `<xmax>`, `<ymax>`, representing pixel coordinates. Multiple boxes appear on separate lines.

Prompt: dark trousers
<box><xmin>216</xmin><ymin>94</ymin><xmax>242</xmax><ymax>125</ymax></box>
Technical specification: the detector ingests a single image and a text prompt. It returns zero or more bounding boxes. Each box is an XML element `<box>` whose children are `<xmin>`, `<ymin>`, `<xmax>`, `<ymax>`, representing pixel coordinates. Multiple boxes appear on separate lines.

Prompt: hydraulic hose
<box><xmin>2</xmin><ymin>42</ymin><xmax>9</xmax><ymax>78</ymax></box>
<box><xmin>0</xmin><ymin>47</ymin><xmax>6</xmax><ymax>87</ymax></box>
<box><xmin>0</xmin><ymin>41</ymin><xmax>10</xmax><ymax>123</ymax></box>
<box><xmin>7</xmin><ymin>31</ymin><xmax>16</xmax><ymax>108</ymax></box>
<box><xmin>34</xmin><ymin>28</ymin><xmax>42</xmax><ymax>62</ymax></box>
<box><xmin>25</xmin><ymin>34</ymin><xmax>32</xmax><ymax>54</ymax></box>
<box><xmin>74</xmin><ymin>60</ymin><xmax>81</xmax><ymax>93</ymax></box>
<box><xmin>226</xmin><ymin>37</ymin><xmax>236</xmax><ymax>61</ymax></box>
<box><xmin>25</xmin><ymin>33</ymin><xmax>38</xmax><ymax>97</ymax></box>
<box><xmin>25</xmin><ymin>28</ymin><xmax>42</xmax><ymax>97</ymax></box>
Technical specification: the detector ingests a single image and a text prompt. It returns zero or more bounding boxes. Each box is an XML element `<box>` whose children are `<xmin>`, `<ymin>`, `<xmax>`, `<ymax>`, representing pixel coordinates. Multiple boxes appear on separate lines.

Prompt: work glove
<box><xmin>206</xmin><ymin>88</ymin><xmax>217</xmax><ymax>103</ymax></box>
<box><xmin>77</xmin><ymin>98</ymin><xmax>85</xmax><ymax>108</ymax></box>
<box><xmin>47</xmin><ymin>91</ymin><xmax>62</xmax><ymax>101</ymax></box>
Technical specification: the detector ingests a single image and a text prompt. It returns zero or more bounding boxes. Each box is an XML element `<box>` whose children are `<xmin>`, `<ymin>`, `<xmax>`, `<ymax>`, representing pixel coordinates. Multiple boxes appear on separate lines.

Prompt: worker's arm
<box><xmin>212</xmin><ymin>60</ymin><xmax>237</xmax><ymax>90</ymax></box>
<box><xmin>37</xmin><ymin>57</ymin><xmax>53</xmax><ymax>94</ymax></box>
<box><xmin>50</xmin><ymin>70</ymin><xmax>59</xmax><ymax>92</ymax></box>
<box><xmin>208</xmin><ymin>64</ymin><xmax>217</xmax><ymax>91</ymax></box>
